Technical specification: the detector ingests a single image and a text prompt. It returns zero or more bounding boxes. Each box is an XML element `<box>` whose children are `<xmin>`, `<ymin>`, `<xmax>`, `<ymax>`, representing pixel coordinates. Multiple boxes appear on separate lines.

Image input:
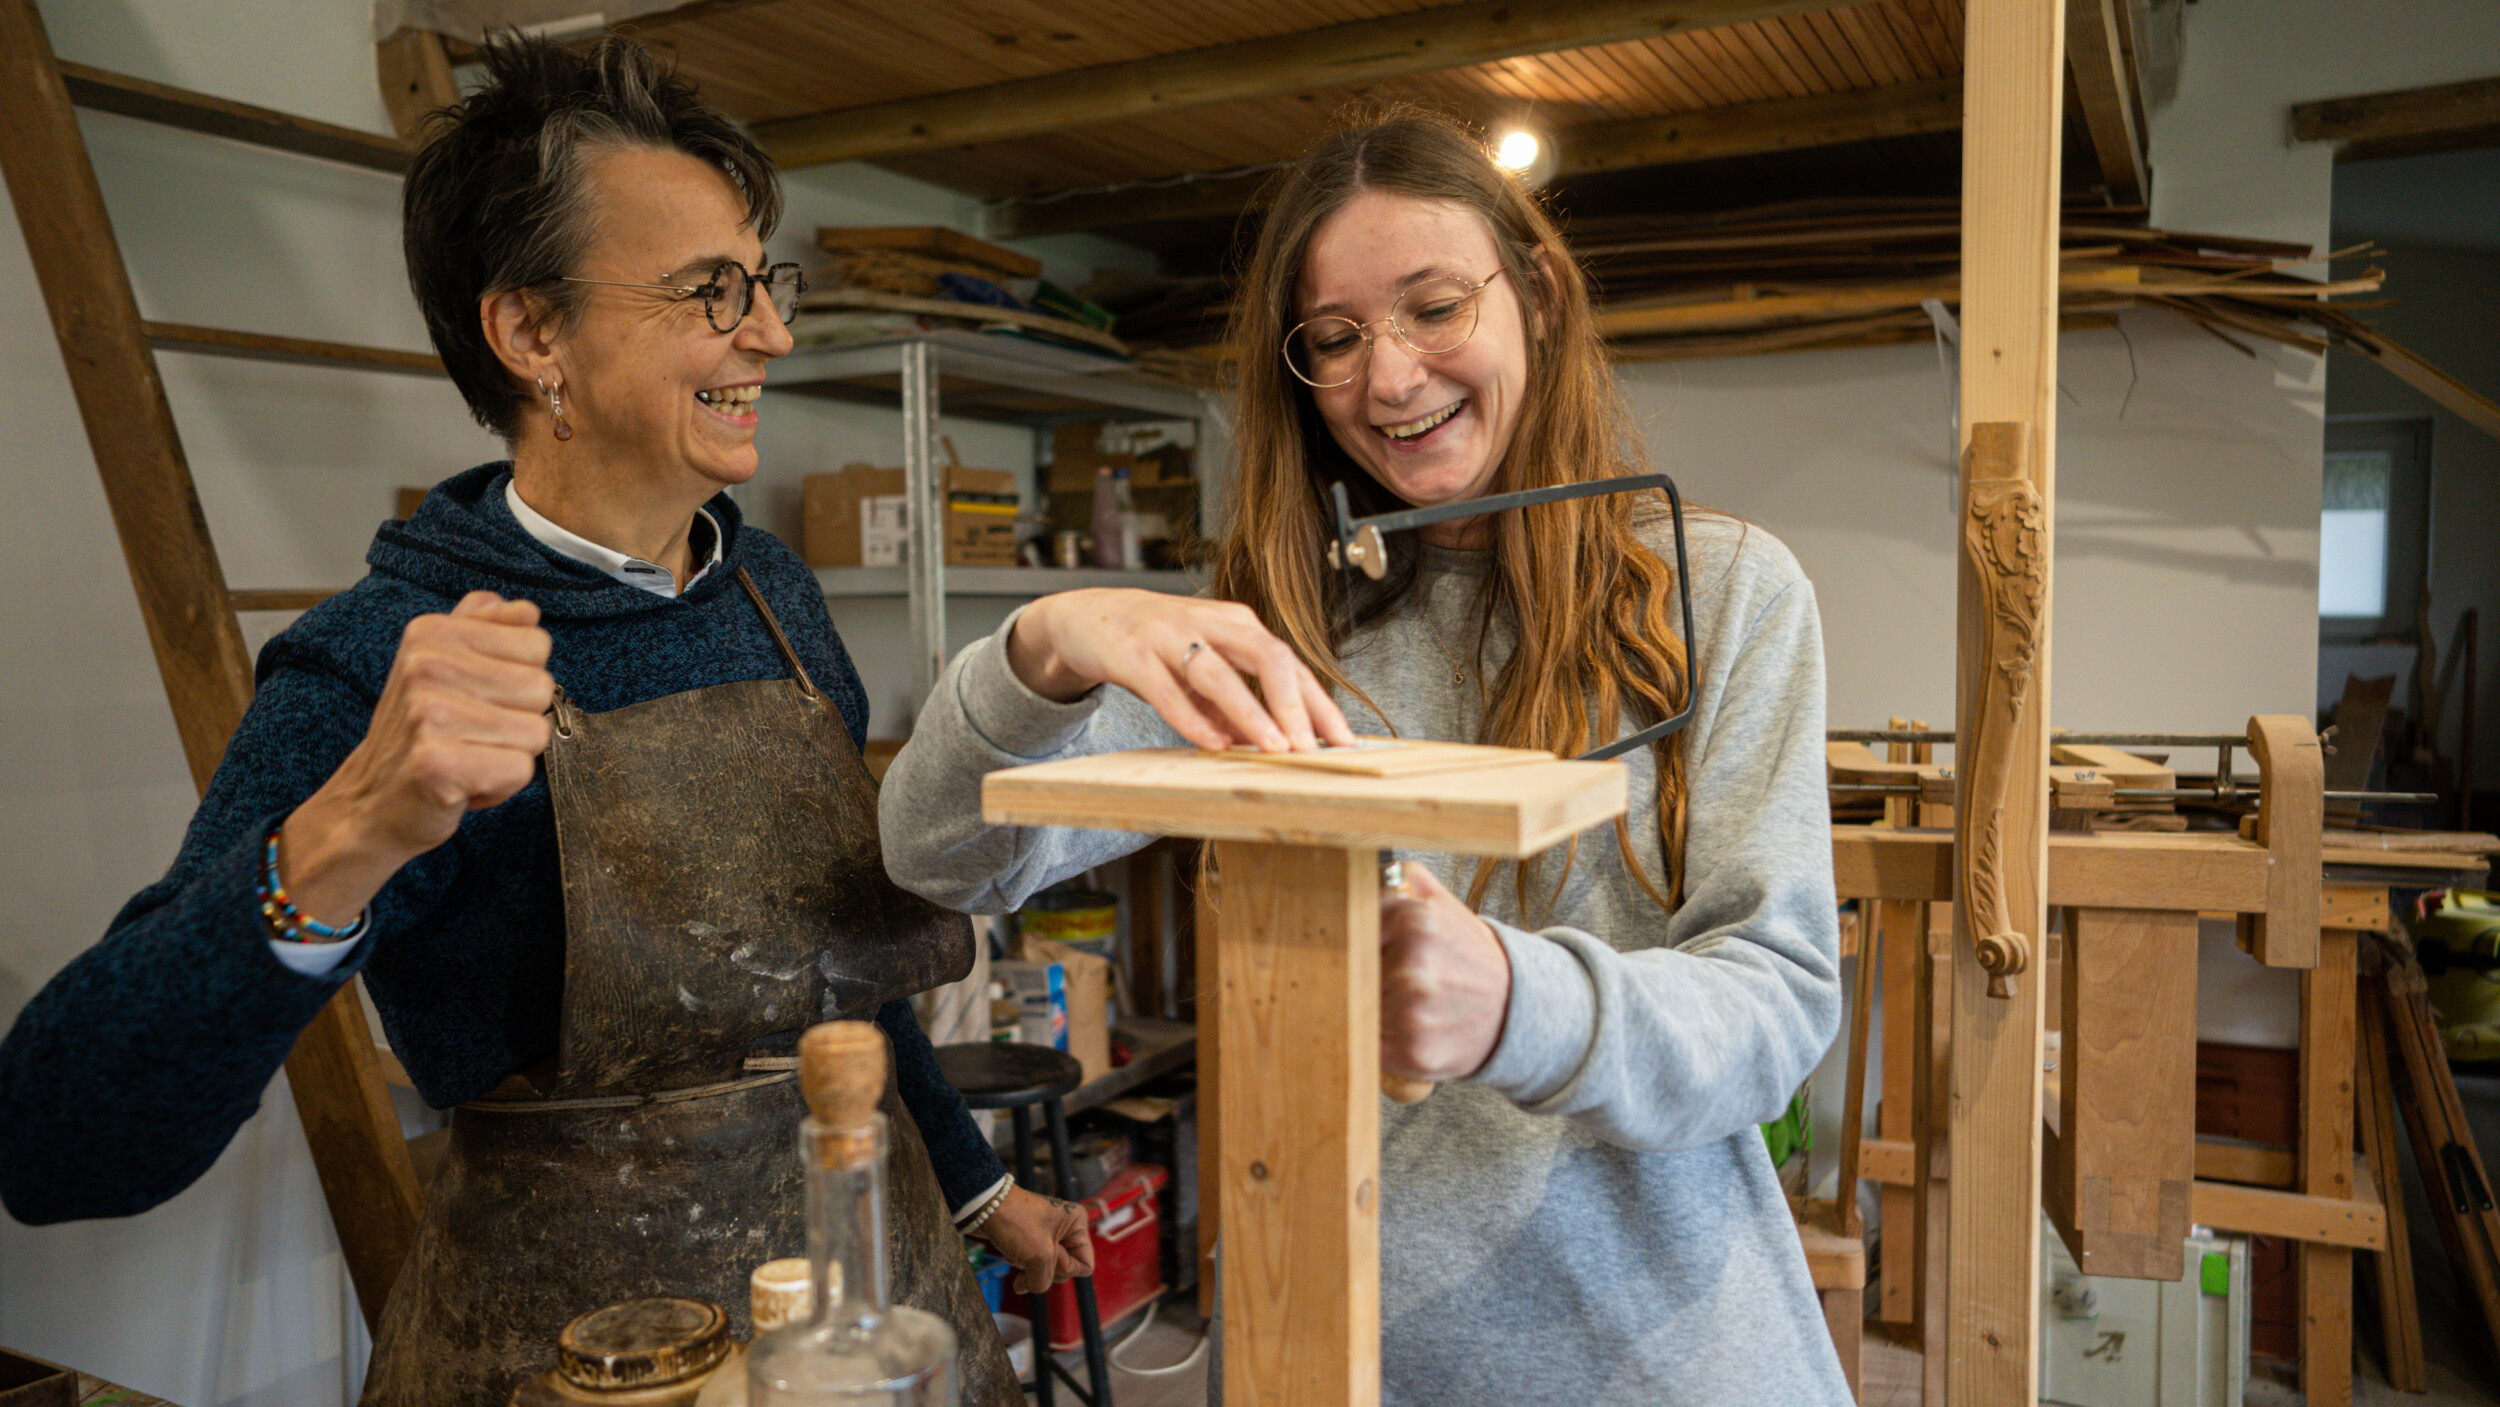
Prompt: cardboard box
<box><xmin>995</xmin><ymin>959</ymin><xmax>1068</xmax><ymax>1054</ymax></box>
<box><xmin>1020</xmin><ymin>934</ymin><xmax>1112</xmax><ymax>1085</ymax></box>
<box><xmin>803</xmin><ymin>462</ymin><xmax>1022</xmax><ymax>568</ymax></box>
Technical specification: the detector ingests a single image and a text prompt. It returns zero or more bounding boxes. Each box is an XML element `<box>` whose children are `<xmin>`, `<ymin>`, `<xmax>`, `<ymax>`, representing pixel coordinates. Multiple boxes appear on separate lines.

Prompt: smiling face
<box><xmin>541</xmin><ymin>145</ymin><xmax>793</xmax><ymax>498</ymax></box>
<box><xmin>1297</xmin><ymin>190</ymin><xmax>1533</xmax><ymax>533</ymax></box>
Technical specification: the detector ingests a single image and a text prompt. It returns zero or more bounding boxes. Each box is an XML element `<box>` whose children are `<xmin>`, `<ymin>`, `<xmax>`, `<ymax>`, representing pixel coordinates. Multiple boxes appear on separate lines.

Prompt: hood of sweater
<box><xmin>367</xmin><ymin>462</ymin><xmax>745</xmax><ymax>621</ymax></box>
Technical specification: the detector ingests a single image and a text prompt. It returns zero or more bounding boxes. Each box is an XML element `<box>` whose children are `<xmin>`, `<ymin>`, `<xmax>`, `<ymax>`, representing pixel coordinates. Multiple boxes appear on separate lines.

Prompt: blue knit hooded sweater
<box><xmin>0</xmin><ymin>464</ymin><xmax>1005</xmax><ymax>1225</ymax></box>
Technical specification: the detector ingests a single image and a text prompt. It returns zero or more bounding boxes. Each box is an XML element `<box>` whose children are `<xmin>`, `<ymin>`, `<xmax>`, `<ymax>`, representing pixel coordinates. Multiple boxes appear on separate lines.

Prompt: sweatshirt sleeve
<box><xmin>878</xmin><ymin>998</ymin><xmax>1008</xmax><ymax>1212</ymax></box>
<box><xmin>0</xmin><ymin>653</ymin><xmax>458</xmax><ymax>1224</ymax></box>
<box><xmin>1467</xmin><ymin>577</ymin><xmax>1843</xmax><ymax>1153</ymax></box>
<box><xmin>880</xmin><ymin>609</ymin><xmax>1186</xmax><ymax>915</ymax></box>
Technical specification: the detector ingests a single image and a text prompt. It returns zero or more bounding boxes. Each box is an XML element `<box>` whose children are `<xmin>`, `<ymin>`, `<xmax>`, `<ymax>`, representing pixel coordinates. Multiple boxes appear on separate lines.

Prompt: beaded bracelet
<box><xmin>960</xmin><ymin>1179</ymin><xmax>1015</xmax><ymax>1237</ymax></box>
<box><xmin>258</xmin><ymin>825</ymin><xmax>369</xmax><ymax>945</ymax></box>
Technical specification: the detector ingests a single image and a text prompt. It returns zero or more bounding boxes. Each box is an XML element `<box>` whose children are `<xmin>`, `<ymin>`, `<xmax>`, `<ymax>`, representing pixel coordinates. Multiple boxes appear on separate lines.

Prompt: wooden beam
<box><xmin>2331</xmin><ymin>320</ymin><xmax>2500</xmax><ymax>448</ymax></box>
<box><xmin>2190</xmin><ymin>1173</ymin><xmax>2385</xmax><ymax>1252</ymax></box>
<box><xmin>1213</xmin><ymin>843</ymin><xmax>1382</xmax><ymax>1407</ymax></box>
<box><xmin>1865</xmin><ymin>1135</ymin><xmax>2301</xmax><ymax>1189</ymax></box>
<box><xmin>145</xmin><ymin>321</ymin><xmax>446</xmax><ymax>378</ymax></box>
<box><xmin>1831</xmin><ymin>828</ymin><xmax>2270</xmax><ymax>913</ymax></box>
<box><xmin>0</xmin><ymin>0</ymin><xmax>420</xmax><ymax>1330</ymax></box>
<box><xmin>753</xmin><ymin>0</ymin><xmax>1850</xmax><ymax>170</ymax></box>
<box><xmin>2241</xmin><ymin>715</ymin><xmax>2324</xmax><ymax>968</ymax></box>
<box><xmin>2063</xmin><ymin>0</ymin><xmax>2146</xmax><ymax>204</ymax></box>
<box><xmin>375</xmin><ymin>27</ymin><xmax>460</xmax><ymax>146</ymax></box>
<box><xmin>993</xmin><ymin>75</ymin><xmax>1961</xmax><ymax>240</ymax></box>
<box><xmin>2293</xmin><ymin>74</ymin><xmax>2500</xmax><ymax>163</ymax></box>
<box><xmin>56</xmin><ymin>58</ymin><xmax>412</xmax><ymax>174</ymax></box>
<box><xmin>1949</xmin><ymin>0</ymin><xmax>2066</xmax><ymax>1400</ymax></box>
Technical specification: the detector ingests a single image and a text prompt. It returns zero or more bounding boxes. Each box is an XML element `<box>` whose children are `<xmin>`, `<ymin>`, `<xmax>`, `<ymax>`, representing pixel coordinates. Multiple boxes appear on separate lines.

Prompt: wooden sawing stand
<box><xmin>983</xmin><ymin>746</ymin><xmax>1626</xmax><ymax>1406</ymax></box>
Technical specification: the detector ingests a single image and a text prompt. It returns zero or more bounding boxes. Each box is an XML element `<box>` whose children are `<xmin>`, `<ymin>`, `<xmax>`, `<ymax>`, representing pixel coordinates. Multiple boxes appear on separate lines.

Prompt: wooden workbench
<box><xmin>1845</xmin><ymin>824</ymin><xmax>2485</xmax><ymax>1404</ymax></box>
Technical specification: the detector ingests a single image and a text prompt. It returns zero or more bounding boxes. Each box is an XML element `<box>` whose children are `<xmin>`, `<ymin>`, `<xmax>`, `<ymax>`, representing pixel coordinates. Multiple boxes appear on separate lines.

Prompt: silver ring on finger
<box><xmin>1180</xmin><ymin>640</ymin><xmax>1205</xmax><ymax>667</ymax></box>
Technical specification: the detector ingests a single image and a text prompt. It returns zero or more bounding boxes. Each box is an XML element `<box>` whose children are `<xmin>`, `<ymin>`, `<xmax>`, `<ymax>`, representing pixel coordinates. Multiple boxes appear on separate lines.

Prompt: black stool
<box><xmin>935</xmin><ymin>1042</ymin><xmax>1112</xmax><ymax>1407</ymax></box>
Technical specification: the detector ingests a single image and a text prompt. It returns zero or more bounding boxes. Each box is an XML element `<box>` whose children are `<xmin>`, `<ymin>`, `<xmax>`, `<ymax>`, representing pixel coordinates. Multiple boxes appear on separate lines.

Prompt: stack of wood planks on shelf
<box><xmin>800</xmin><ymin>224</ymin><xmax>1133</xmax><ymax>358</ymax></box>
<box><xmin>1570</xmin><ymin>195</ymin><xmax>2392</xmax><ymax>362</ymax></box>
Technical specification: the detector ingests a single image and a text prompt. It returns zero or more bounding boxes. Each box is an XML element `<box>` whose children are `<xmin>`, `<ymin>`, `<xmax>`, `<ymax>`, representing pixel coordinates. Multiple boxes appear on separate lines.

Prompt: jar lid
<box><xmin>556</xmin><ymin>1297</ymin><xmax>730</xmax><ymax>1391</ymax></box>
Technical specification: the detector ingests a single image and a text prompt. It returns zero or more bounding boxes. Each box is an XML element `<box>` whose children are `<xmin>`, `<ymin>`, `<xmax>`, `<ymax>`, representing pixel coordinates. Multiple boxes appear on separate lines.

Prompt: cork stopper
<box><xmin>554</xmin><ymin>1296</ymin><xmax>729</xmax><ymax>1391</ymax></box>
<box><xmin>749</xmin><ymin>1258</ymin><xmax>814</xmax><ymax>1332</ymax></box>
<box><xmin>799</xmin><ymin>1021</ymin><xmax>886</xmax><ymax>1128</ymax></box>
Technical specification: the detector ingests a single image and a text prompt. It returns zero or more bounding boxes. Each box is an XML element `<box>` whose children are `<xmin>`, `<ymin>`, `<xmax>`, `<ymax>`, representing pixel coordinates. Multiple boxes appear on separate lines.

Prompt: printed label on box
<box><xmin>861</xmin><ymin>494</ymin><xmax>907</xmax><ymax>567</ymax></box>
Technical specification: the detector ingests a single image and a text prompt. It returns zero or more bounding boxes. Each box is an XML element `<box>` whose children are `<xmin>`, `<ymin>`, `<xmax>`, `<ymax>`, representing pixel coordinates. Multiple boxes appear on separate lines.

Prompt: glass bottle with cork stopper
<box><xmin>745</xmin><ymin>1021</ymin><xmax>957</xmax><ymax>1405</ymax></box>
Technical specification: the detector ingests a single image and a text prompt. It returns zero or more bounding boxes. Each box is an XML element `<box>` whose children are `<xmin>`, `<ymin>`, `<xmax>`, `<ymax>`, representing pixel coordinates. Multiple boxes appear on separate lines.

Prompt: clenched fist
<box><xmin>279</xmin><ymin>592</ymin><xmax>556</xmax><ymax>928</ymax></box>
<box><xmin>1380</xmin><ymin>862</ymin><xmax>1512</xmax><ymax>1085</ymax></box>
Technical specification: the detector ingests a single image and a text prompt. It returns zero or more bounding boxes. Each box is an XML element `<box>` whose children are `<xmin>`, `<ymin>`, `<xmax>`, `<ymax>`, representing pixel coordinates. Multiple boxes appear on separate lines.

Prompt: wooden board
<box><xmin>983</xmin><ymin>748</ymin><xmax>1627</xmax><ymax>857</ymax></box>
<box><xmin>2046</xmin><ymin>907</ymin><xmax>2198</xmax><ymax>1280</ymax></box>
<box><xmin>2245</xmin><ymin>716</ymin><xmax>2324</xmax><ymax>968</ymax></box>
<box><xmin>2356</xmin><ymin>976</ymin><xmax>2427</xmax><ymax>1392</ymax></box>
<box><xmin>1211</xmin><ymin>739</ymin><xmax>1555</xmax><ymax>777</ymax></box>
<box><xmin>1213</xmin><ymin>843</ymin><xmax>1380</xmax><ymax>1407</ymax></box>
<box><xmin>2300</xmin><ymin>926</ymin><xmax>2360</xmax><ymax>1404</ymax></box>
<box><xmin>1832</xmin><ymin>828</ymin><xmax>2271</xmax><ymax>913</ymax></box>
<box><xmin>815</xmin><ymin>224</ymin><xmax>1042</xmax><ymax>279</ymax></box>
<box><xmin>1948</xmin><ymin>0</ymin><xmax>2067</xmax><ymax>1394</ymax></box>
<box><xmin>57</xmin><ymin>57</ymin><xmax>412</xmax><ymax>173</ymax></box>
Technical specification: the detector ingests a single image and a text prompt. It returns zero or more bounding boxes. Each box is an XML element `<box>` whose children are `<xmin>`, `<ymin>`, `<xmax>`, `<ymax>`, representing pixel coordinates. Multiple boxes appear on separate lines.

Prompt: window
<box><xmin>2320</xmin><ymin>417</ymin><xmax>2430</xmax><ymax>643</ymax></box>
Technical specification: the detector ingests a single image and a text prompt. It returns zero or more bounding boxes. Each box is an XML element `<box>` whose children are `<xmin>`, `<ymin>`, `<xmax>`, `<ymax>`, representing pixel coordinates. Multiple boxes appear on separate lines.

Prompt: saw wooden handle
<box><xmin>1383</xmin><ymin>1071</ymin><xmax>1435</xmax><ymax>1104</ymax></box>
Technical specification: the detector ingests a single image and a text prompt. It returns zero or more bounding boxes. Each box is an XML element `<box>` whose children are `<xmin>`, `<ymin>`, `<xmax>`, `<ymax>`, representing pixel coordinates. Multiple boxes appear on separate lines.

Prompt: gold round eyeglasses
<box><xmin>561</xmin><ymin>260</ymin><xmax>808</xmax><ymax>334</ymax></box>
<box><xmin>1281</xmin><ymin>267</ymin><xmax>1506</xmax><ymax>389</ymax></box>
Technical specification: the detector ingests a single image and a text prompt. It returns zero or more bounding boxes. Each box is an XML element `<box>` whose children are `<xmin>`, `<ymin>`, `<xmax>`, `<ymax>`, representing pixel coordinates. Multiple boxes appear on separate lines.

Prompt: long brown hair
<box><xmin>1208</xmin><ymin>108</ymin><xmax>1694</xmax><ymax>915</ymax></box>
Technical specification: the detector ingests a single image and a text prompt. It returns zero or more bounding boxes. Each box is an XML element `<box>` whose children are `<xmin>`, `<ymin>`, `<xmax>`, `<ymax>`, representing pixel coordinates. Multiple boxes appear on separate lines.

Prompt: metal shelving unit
<box><xmin>772</xmin><ymin>332</ymin><xmax>1224</xmax><ymax>697</ymax></box>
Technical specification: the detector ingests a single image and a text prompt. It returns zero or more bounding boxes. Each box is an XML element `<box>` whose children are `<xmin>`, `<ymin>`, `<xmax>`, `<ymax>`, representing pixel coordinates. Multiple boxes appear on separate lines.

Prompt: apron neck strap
<box><xmin>733</xmin><ymin>567</ymin><xmax>820</xmax><ymax>699</ymax></box>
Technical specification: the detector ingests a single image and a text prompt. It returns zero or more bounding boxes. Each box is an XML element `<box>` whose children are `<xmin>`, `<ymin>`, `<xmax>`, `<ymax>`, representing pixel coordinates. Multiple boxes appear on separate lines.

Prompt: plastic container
<box><xmin>1015</xmin><ymin>1163</ymin><xmax>1168</xmax><ymax>1352</ymax></box>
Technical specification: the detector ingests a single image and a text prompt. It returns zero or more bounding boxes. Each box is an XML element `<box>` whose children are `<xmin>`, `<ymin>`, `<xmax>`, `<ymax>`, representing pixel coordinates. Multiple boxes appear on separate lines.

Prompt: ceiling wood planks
<box><xmin>994</xmin><ymin>74</ymin><xmax>1964</xmax><ymax>238</ymax></box>
<box><xmin>744</xmin><ymin>0</ymin><xmax>1861</xmax><ymax>169</ymax></box>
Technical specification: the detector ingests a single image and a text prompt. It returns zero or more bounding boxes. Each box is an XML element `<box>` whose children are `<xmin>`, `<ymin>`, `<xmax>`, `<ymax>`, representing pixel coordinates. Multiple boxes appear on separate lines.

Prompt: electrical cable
<box><xmin>1106</xmin><ymin>1297</ymin><xmax>1211</xmax><ymax>1377</ymax></box>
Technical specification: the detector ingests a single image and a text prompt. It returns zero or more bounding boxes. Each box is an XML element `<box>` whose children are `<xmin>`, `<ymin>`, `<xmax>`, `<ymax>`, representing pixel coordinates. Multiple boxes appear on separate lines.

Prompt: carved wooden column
<box><xmin>1947</xmin><ymin>0</ymin><xmax>2067</xmax><ymax>1396</ymax></box>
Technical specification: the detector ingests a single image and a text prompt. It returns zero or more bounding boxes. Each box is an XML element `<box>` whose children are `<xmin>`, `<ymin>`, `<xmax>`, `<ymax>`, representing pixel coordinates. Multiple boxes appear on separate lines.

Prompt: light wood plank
<box><xmin>375</xmin><ymin>27</ymin><xmax>459</xmax><ymax>145</ymax></box>
<box><xmin>2300</xmin><ymin>926</ymin><xmax>2359</xmax><ymax>1404</ymax></box>
<box><xmin>2045</xmin><ymin>907</ymin><xmax>2196</xmax><ymax>1280</ymax></box>
<box><xmin>1832</xmin><ymin>828</ymin><xmax>2270</xmax><ymax>912</ymax></box>
<box><xmin>2189</xmin><ymin>1172</ymin><xmax>2384</xmax><ymax>1251</ymax></box>
<box><xmin>2242</xmin><ymin>715</ymin><xmax>2324</xmax><ymax>968</ymax></box>
<box><xmin>983</xmin><ymin>747</ymin><xmax>1628</xmax><ymax>857</ymax></box>
<box><xmin>1214</xmin><ymin>842</ymin><xmax>1380</xmax><ymax>1407</ymax></box>
<box><xmin>2062</xmin><ymin>0</ymin><xmax>2145</xmax><ymax>203</ymax></box>
<box><xmin>2357</xmin><ymin>976</ymin><xmax>2427</xmax><ymax>1392</ymax></box>
<box><xmin>1948</xmin><ymin>0</ymin><xmax>2066</xmax><ymax>1396</ymax></box>
<box><xmin>753</xmin><ymin>0</ymin><xmax>1858</xmax><ymax>168</ymax></box>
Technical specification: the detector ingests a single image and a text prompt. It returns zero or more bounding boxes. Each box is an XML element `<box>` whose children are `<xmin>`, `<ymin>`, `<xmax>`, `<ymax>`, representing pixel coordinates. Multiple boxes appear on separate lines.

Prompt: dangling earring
<box><xmin>538</xmin><ymin>374</ymin><xmax>574</xmax><ymax>442</ymax></box>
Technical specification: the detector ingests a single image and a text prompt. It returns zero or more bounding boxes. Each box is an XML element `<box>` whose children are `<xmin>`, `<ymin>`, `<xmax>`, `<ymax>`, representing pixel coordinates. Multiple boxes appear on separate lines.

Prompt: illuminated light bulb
<box><xmin>1494</xmin><ymin>130</ymin><xmax>1542</xmax><ymax>172</ymax></box>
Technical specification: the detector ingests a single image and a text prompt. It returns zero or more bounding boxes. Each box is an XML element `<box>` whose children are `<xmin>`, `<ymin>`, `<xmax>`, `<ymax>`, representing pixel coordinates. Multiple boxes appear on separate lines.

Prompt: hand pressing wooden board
<box><xmin>983</xmin><ymin>747</ymin><xmax>1626</xmax><ymax>857</ymax></box>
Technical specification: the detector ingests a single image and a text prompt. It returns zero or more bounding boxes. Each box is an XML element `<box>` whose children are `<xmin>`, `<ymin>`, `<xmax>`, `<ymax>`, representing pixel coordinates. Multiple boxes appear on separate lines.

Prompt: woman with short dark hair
<box><xmin>0</xmin><ymin>34</ymin><xmax>1069</xmax><ymax>1406</ymax></box>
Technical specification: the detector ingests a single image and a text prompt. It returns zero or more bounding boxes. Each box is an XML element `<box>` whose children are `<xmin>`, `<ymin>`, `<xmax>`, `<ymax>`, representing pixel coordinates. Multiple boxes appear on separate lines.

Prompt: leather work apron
<box><xmin>360</xmin><ymin>570</ymin><xmax>1021</xmax><ymax>1407</ymax></box>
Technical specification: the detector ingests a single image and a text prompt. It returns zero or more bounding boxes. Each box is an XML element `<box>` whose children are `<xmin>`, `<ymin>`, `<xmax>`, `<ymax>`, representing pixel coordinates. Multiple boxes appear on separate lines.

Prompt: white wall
<box><xmin>0</xmin><ymin>1</ymin><xmax>1147</xmax><ymax>1399</ymax></box>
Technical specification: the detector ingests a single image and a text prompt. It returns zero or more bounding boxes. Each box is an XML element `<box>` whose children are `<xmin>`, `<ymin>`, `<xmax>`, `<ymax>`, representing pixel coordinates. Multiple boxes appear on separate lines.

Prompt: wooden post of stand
<box><xmin>2047</xmin><ymin>906</ymin><xmax>2198</xmax><ymax>1279</ymax></box>
<box><xmin>2301</xmin><ymin>925</ymin><xmax>2359</xmax><ymax>1404</ymax></box>
<box><xmin>1950</xmin><ymin>0</ymin><xmax>2065</xmax><ymax>1398</ymax></box>
<box><xmin>984</xmin><ymin>745</ymin><xmax>1626</xmax><ymax>1406</ymax></box>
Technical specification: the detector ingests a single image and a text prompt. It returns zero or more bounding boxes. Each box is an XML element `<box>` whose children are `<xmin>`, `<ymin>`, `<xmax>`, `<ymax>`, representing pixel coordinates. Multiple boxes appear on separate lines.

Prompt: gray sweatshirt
<box><xmin>881</xmin><ymin>515</ymin><xmax>1850</xmax><ymax>1406</ymax></box>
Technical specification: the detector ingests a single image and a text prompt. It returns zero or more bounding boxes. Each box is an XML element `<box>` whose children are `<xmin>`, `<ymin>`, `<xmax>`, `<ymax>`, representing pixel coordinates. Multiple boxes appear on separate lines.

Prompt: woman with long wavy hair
<box><xmin>884</xmin><ymin>109</ymin><xmax>1847</xmax><ymax>1404</ymax></box>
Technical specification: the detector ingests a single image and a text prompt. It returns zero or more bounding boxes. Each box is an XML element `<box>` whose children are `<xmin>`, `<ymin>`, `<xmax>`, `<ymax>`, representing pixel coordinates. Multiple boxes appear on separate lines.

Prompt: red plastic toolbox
<box><xmin>1017</xmin><ymin>1162</ymin><xmax>1168</xmax><ymax>1351</ymax></box>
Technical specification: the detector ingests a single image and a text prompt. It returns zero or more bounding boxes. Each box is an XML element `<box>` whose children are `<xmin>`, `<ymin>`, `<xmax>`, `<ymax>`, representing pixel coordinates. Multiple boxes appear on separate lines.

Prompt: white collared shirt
<box><xmin>505</xmin><ymin>479</ymin><xmax>723</xmax><ymax>598</ymax></box>
<box><xmin>269</xmin><ymin>482</ymin><xmax>728</xmax><ymax>978</ymax></box>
